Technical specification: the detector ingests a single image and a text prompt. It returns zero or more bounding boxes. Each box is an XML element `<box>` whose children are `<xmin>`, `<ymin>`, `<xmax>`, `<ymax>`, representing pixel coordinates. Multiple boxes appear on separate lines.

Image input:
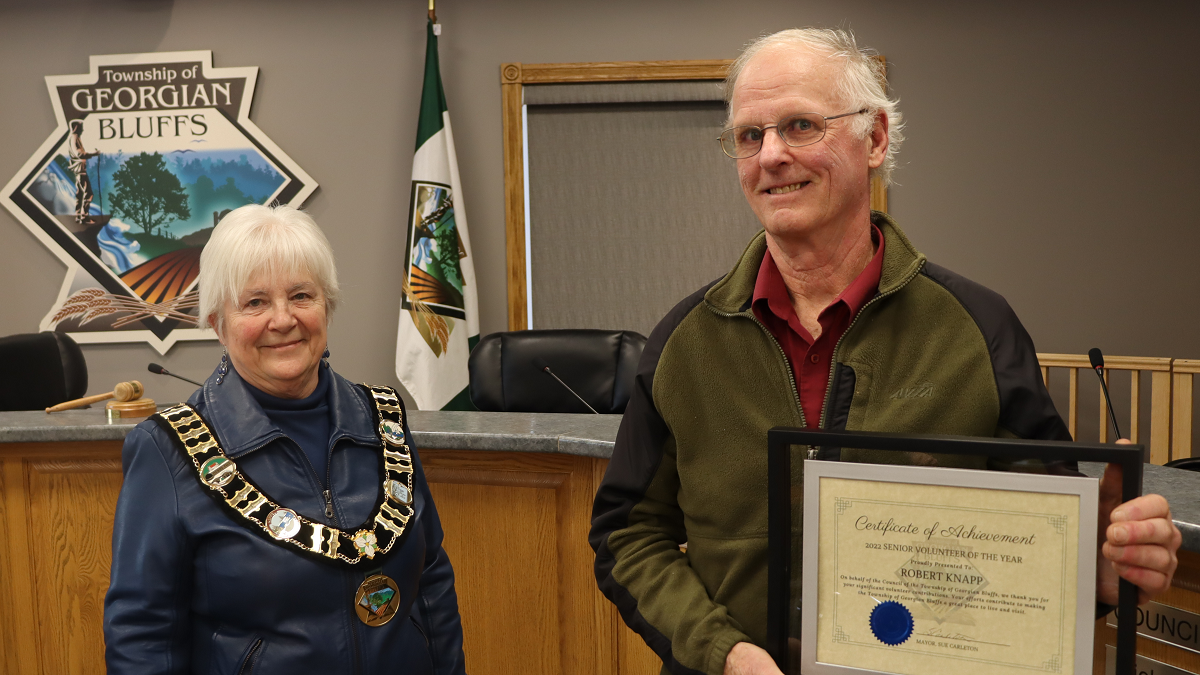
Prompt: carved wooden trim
<box><xmin>501</xmin><ymin>62</ymin><xmax>522</xmax><ymax>83</ymax></box>
<box><xmin>1037</xmin><ymin>354</ymin><xmax>1173</xmax><ymax>371</ymax></box>
<box><xmin>1176</xmin><ymin>359</ymin><xmax>1200</xmax><ymax>374</ymax></box>
<box><xmin>501</xmin><ymin>76</ymin><xmax>527</xmax><ymax>331</ymax></box>
<box><xmin>0</xmin><ymin>440</ymin><xmax>123</xmax><ymax>459</ymax></box>
<box><xmin>870</xmin><ymin>56</ymin><xmax>889</xmax><ymax>214</ymax></box>
<box><xmin>870</xmin><ymin>176</ymin><xmax>888</xmax><ymax>214</ymax></box>
<box><xmin>1172</xmin><ymin>360</ymin><xmax>1197</xmax><ymax>461</ymax></box>
<box><xmin>30</xmin><ymin>458</ymin><xmax>122</xmax><ymax>473</ymax></box>
<box><xmin>424</xmin><ymin>465</ymin><xmax>567</xmax><ymax>489</ymax></box>
<box><xmin>516</xmin><ymin>60</ymin><xmax>730</xmax><ymax>84</ymax></box>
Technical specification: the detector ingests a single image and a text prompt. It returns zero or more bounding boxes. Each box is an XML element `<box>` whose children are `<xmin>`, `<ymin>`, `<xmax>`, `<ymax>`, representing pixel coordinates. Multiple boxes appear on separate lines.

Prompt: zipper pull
<box><xmin>807</xmin><ymin>446</ymin><xmax>818</xmax><ymax>460</ymax></box>
<box><xmin>323</xmin><ymin>489</ymin><xmax>334</xmax><ymax>519</ymax></box>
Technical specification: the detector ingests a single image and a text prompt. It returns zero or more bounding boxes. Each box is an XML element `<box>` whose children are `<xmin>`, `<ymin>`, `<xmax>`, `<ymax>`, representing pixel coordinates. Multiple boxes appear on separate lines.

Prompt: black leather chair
<box><xmin>1165</xmin><ymin>457</ymin><xmax>1200</xmax><ymax>472</ymax></box>
<box><xmin>468</xmin><ymin>329</ymin><xmax>647</xmax><ymax>414</ymax></box>
<box><xmin>0</xmin><ymin>331</ymin><xmax>88</xmax><ymax>411</ymax></box>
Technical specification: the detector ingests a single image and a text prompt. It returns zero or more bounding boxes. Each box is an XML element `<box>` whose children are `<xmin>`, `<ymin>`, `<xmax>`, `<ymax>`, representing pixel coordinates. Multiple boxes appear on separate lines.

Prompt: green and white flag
<box><xmin>396</xmin><ymin>19</ymin><xmax>478</xmax><ymax>410</ymax></box>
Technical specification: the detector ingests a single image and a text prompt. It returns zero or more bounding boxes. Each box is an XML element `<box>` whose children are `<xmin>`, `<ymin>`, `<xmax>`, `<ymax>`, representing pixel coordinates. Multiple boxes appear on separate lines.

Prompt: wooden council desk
<box><xmin>1</xmin><ymin>409</ymin><xmax>1199</xmax><ymax>675</ymax></box>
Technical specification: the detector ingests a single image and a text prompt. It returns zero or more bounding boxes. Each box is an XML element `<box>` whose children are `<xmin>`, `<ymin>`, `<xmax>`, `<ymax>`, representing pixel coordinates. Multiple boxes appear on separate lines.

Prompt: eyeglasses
<box><xmin>718</xmin><ymin>109</ymin><xmax>869</xmax><ymax>159</ymax></box>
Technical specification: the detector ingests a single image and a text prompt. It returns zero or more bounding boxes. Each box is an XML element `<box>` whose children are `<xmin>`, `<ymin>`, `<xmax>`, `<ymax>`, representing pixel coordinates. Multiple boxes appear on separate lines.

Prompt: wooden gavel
<box><xmin>46</xmin><ymin>380</ymin><xmax>144</xmax><ymax>412</ymax></box>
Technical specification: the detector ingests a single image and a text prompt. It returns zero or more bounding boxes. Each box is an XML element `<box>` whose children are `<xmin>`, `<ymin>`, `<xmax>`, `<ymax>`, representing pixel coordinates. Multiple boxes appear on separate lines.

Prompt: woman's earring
<box><xmin>322</xmin><ymin>347</ymin><xmax>330</xmax><ymax>360</ymax></box>
<box><xmin>216</xmin><ymin>349</ymin><xmax>229</xmax><ymax>384</ymax></box>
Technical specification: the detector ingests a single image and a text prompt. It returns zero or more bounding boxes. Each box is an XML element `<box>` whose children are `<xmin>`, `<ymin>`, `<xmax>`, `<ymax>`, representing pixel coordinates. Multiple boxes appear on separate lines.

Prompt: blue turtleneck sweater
<box><xmin>246</xmin><ymin>365</ymin><xmax>332</xmax><ymax>481</ymax></box>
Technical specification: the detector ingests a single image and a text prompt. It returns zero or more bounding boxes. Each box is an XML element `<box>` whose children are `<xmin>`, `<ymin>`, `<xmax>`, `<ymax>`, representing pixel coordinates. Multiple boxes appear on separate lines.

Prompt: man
<box><xmin>589</xmin><ymin>28</ymin><xmax>1180</xmax><ymax>675</ymax></box>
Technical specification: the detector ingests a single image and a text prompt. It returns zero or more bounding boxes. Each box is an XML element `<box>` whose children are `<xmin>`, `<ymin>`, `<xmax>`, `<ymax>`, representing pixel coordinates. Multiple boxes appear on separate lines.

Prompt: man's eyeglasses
<box><xmin>718</xmin><ymin>109</ymin><xmax>869</xmax><ymax>159</ymax></box>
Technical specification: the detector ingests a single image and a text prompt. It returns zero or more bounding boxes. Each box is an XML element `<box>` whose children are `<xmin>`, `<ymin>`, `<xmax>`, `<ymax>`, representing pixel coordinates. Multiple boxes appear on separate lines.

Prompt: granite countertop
<box><xmin>1079</xmin><ymin>462</ymin><xmax>1200</xmax><ymax>554</ymax></box>
<box><xmin>0</xmin><ymin>407</ymin><xmax>623</xmax><ymax>457</ymax></box>
<box><xmin>0</xmin><ymin>407</ymin><xmax>139</xmax><ymax>443</ymax></box>
<box><xmin>3</xmin><ymin>408</ymin><xmax>1197</xmax><ymax>551</ymax></box>
<box><xmin>405</xmin><ymin>410</ymin><xmax>621</xmax><ymax>458</ymax></box>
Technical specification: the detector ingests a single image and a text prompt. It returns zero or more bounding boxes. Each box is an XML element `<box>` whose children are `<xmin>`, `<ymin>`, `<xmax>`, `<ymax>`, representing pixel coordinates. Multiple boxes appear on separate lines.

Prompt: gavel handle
<box><xmin>46</xmin><ymin>391</ymin><xmax>115</xmax><ymax>413</ymax></box>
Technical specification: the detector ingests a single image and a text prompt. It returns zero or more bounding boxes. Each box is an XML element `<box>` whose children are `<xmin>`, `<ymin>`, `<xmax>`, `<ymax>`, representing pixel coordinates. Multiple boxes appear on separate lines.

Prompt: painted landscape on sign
<box><xmin>23</xmin><ymin>114</ymin><xmax>286</xmax><ymax>318</ymax></box>
<box><xmin>29</xmin><ymin>146</ymin><xmax>284</xmax><ymax>276</ymax></box>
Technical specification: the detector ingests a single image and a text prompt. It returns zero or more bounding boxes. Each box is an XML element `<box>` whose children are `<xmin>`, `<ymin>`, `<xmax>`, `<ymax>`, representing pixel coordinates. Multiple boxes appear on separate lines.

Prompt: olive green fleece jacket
<box><xmin>590</xmin><ymin>214</ymin><xmax>1070</xmax><ymax>675</ymax></box>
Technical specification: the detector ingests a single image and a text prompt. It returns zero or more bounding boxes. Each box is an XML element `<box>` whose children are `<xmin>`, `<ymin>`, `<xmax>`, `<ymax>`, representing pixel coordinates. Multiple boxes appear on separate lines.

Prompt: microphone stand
<box><xmin>534</xmin><ymin>359</ymin><xmax>599</xmax><ymax>414</ymax></box>
<box><xmin>1088</xmin><ymin>348</ymin><xmax>1123</xmax><ymax>440</ymax></box>
<box><xmin>148</xmin><ymin>363</ymin><xmax>203</xmax><ymax>387</ymax></box>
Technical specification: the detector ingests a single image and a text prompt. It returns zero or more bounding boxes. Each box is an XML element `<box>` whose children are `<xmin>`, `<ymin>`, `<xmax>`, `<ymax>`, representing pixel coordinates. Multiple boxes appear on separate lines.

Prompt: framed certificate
<box><xmin>765</xmin><ymin>429</ymin><xmax>1145</xmax><ymax>675</ymax></box>
<box><xmin>803</xmin><ymin>461</ymin><xmax>1096</xmax><ymax>675</ymax></box>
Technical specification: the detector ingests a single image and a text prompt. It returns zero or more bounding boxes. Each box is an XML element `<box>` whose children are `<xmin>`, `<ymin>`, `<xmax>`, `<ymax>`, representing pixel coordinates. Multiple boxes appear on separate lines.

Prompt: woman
<box><xmin>104</xmin><ymin>204</ymin><xmax>466</xmax><ymax>675</ymax></box>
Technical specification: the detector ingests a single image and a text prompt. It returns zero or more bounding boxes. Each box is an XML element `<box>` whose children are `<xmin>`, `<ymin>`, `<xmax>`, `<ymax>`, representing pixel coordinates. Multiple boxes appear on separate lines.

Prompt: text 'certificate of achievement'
<box><xmin>802</xmin><ymin>460</ymin><xmax>1098</xmax><ymax>675</ymax></box>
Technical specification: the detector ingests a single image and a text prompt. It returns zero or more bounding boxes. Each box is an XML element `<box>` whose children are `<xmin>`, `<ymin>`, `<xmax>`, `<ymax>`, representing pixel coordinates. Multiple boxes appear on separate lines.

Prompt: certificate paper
<box><xmin>802</xmin><ymin>461</ymin><xmax>1097</xmax><ymax>675</ymax></box>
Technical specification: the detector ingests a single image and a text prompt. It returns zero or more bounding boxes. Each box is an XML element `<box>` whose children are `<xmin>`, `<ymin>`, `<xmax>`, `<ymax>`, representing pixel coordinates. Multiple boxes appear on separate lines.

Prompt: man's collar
<box><xmin>752</xmin><ymin>223</ymin><xmax>884</xmax><ymax>320</ymax></box>
<box><xmin>838</xmin><ymin>223</ymin><xmax>885</xmax><ymax>315</ymax></box>
<box><xmin>706</xmin><ymin>211</ymin><xmax>925</xmax><ymax>315</ymax></box>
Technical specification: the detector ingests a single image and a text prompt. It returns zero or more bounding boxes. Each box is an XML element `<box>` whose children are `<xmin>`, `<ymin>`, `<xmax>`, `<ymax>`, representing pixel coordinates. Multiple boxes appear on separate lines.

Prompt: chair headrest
<box><xmin>0</xmin><ymin>331</ymin><xmax>88</xmax><ymax>411</ymax></box>
<box><xmin>1165</xmin><ymin>457</ymin><xmax>1200</xmax><ymax>472</ymax></box>
<box><xmin>469</xmin><ymin>329</ymin><xmax>647</xmax><ymax>414</ymax></box>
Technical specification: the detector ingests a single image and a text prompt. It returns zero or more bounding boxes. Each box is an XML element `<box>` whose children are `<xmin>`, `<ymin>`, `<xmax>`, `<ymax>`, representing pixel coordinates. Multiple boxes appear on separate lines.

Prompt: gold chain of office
<box><xmin>153</xmin><ymin>384</ymin><xmax>416</xmax><ymax>566</ymax></box>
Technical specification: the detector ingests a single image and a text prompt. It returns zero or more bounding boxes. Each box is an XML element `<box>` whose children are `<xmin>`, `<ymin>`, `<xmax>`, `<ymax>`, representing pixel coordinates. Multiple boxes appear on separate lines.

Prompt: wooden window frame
<box><xmin>500</xmin><ymin>59</ymin><xmax>888</xmax><ymax>331</ymax></box>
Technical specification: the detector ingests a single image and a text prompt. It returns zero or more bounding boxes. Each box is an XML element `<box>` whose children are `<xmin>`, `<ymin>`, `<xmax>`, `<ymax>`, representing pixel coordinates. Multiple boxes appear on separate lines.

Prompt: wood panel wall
<box><xmin>0</xmin><ymin>441</ymin><xmax>662</xmax><ymax>675</ymax></box>
<box><xmin>1</xmin><ymin>442</ymin><xmax>122</xmax><ymax>675</ymax></box>
<box><xmin>11</xmin><ymin>439</ymin><xmax>1197</xmax><ymax>675</ymax></box>
<box><xmin>423</xmin><ymin>450</ymin><xmax>660</xmax><ymax>675</ymax></box>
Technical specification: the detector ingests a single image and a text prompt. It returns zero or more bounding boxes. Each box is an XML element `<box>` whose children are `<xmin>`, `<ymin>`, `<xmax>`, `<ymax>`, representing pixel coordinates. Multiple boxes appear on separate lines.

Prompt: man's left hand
<box><xmin>1097</xmin><ymin>439</ymin><xmax>1182</xmax><ymax>605</ymax></box>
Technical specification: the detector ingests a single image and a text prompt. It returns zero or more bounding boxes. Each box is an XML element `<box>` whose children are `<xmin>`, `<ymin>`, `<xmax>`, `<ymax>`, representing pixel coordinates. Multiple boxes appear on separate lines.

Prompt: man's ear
<box><xmin>867</xmin><ymin>110</ymin><xmax>889</xmax><ymax>169</ymax></box>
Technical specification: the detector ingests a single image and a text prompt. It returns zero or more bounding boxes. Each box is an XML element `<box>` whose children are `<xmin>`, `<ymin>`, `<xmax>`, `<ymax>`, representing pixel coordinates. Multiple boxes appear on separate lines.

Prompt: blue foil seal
<box><xmin>869</xmin><ymin>601</ymin><xmax>913</xmax><ymax>646</ymax></box>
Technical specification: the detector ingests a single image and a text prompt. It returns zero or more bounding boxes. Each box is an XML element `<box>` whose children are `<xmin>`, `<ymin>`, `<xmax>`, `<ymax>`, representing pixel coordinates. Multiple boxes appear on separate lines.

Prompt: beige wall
<box><xmin>1</xmin><ymin>0</ymin><xmax>1197</xmax><ymax>410</ymax></box>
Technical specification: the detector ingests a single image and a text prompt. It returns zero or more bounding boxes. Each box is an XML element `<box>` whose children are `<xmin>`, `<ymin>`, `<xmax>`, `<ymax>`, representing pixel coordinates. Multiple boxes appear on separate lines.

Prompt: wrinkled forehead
<box><xmin>730</xmin><ymin>44</ymin><xmax>842</xmax><ymax>121</ymax></box>
<box><xmin>235</xmin><ymin>262</ymin><xmax>318</xmax><ymax>298</ymax></box>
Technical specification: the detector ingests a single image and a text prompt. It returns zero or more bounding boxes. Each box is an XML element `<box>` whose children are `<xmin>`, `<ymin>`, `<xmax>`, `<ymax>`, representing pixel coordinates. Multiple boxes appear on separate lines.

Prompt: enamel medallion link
<box><xmin>156</xmin><ymin>385</ymin><xmax>416</xmax><ymax>568</ymax></box>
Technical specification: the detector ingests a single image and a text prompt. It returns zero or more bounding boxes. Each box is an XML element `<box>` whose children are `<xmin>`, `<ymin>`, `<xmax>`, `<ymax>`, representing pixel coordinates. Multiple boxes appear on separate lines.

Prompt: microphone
<box><xmin>533</xmin><ymin>357</ymin><xmax>599</xmax><ymax>414</ymax></box>
<box><xmin>148</xmin><ymin>363</ymin><xmax>204</xmax><ymax>387</ymax></box>
<box><xmin>1088</xmin><ymin>348</ymin><xmax>1123</xmax><ymax>440</ymax></box>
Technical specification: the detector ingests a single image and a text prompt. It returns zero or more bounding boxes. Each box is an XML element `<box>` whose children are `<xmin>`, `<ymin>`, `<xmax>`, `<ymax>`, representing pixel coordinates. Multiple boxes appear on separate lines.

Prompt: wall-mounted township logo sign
<box><xmin>1</xmin><ymin>51</ymin><xmax>316</xmax><ymax>354</ymax></box>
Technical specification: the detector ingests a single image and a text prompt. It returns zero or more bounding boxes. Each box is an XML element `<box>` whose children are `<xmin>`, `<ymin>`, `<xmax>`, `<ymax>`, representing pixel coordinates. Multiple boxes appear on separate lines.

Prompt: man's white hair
<box><xmin>198</xmin><ymin>204</ymin><xmax>340</xmax><ymax>333</ymax></box>
<box><xmin>725</xmin><ymin>28</ymin><xmax>905</xmax><ymax>186</ymax></box>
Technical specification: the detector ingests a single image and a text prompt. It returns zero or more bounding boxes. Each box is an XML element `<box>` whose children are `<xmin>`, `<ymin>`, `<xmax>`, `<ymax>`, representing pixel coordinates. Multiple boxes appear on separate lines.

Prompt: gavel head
<box><xmin>113</xmin><ymin>380</ymin><xmax>144</xmax><ymax>402</ymax></box>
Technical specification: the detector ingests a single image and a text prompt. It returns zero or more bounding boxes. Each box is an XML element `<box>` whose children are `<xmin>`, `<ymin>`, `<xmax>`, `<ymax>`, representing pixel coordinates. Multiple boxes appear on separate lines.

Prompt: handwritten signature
<box><xmin>915</xmin><ymin>628</ymin><xmax>1010</xmax><ymax>647</ymax></box>
<box><xmin>921</xmin><ymin>628</ymin><xmax>975</xmax><ymax>641</ymax></box>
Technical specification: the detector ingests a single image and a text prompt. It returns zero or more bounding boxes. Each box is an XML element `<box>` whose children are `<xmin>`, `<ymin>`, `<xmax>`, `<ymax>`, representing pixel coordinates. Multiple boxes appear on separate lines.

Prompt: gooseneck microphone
<box><xmin>533</xmin><ymin>357</ymin><xmax>599</xmax><ymax>414</ymax></box>
<box><xmin>148</xmin><ymin>363</ymin><xmax>204</xmax><ymax>388</ymax></box>
<box><xmin>1088</xmin><ymin>348</ymin><xmax>1123</xmax><ymax>440</ymax></box>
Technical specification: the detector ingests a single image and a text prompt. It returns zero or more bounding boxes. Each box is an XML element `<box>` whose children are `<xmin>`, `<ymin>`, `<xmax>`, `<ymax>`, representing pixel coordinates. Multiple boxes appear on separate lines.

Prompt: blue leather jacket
<box><xmin>104</xmin><ymin>363</ymin><xmax>466</xmax><ymax>675</ymax></box>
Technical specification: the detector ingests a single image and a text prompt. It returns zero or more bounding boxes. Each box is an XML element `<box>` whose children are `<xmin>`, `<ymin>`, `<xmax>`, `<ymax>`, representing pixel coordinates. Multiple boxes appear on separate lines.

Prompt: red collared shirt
<box><xmin>752</xmin><ymin>226</ymin><xmax>884</xmax><ymax>428</ymax></box>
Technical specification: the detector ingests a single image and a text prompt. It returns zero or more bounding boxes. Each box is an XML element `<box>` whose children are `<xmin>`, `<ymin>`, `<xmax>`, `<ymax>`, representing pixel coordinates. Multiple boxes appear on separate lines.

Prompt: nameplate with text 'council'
<box><xmin>1106</xmin><ymin>602</ymin><xmax>1200</xmax><ymax>655</ymax></box>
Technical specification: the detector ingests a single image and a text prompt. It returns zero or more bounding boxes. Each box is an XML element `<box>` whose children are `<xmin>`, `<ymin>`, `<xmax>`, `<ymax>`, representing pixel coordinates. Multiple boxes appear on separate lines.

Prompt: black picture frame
<box><xmin>766</xmin><ymin>428</ymin><xmax>1142</xmax><ymax>675</ymax></box>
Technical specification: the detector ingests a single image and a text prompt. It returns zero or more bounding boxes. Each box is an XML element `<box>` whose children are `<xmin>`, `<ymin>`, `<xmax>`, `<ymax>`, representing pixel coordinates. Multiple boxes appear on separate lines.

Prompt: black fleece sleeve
<box><xmin>590</xmin><ymin>281</ymin><xmax>744</xmax><ymax>675</ymax></box>
<box><xmin>923</xmin><ymin>262</ymin><xmax>1072</xmax><ymax>442</ymax></box>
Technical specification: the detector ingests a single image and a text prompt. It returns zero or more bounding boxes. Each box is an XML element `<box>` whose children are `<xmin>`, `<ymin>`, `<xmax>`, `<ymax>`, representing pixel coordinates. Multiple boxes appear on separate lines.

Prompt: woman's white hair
<box><xmin>198</xmin><ymin>204</ymin><xmax>339</xmax><ymax>332</ymax></box>
<box><xmin>725</xmin><ymin>28</ymin><xmax>905</xmax><ymax>186</ymax></box>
